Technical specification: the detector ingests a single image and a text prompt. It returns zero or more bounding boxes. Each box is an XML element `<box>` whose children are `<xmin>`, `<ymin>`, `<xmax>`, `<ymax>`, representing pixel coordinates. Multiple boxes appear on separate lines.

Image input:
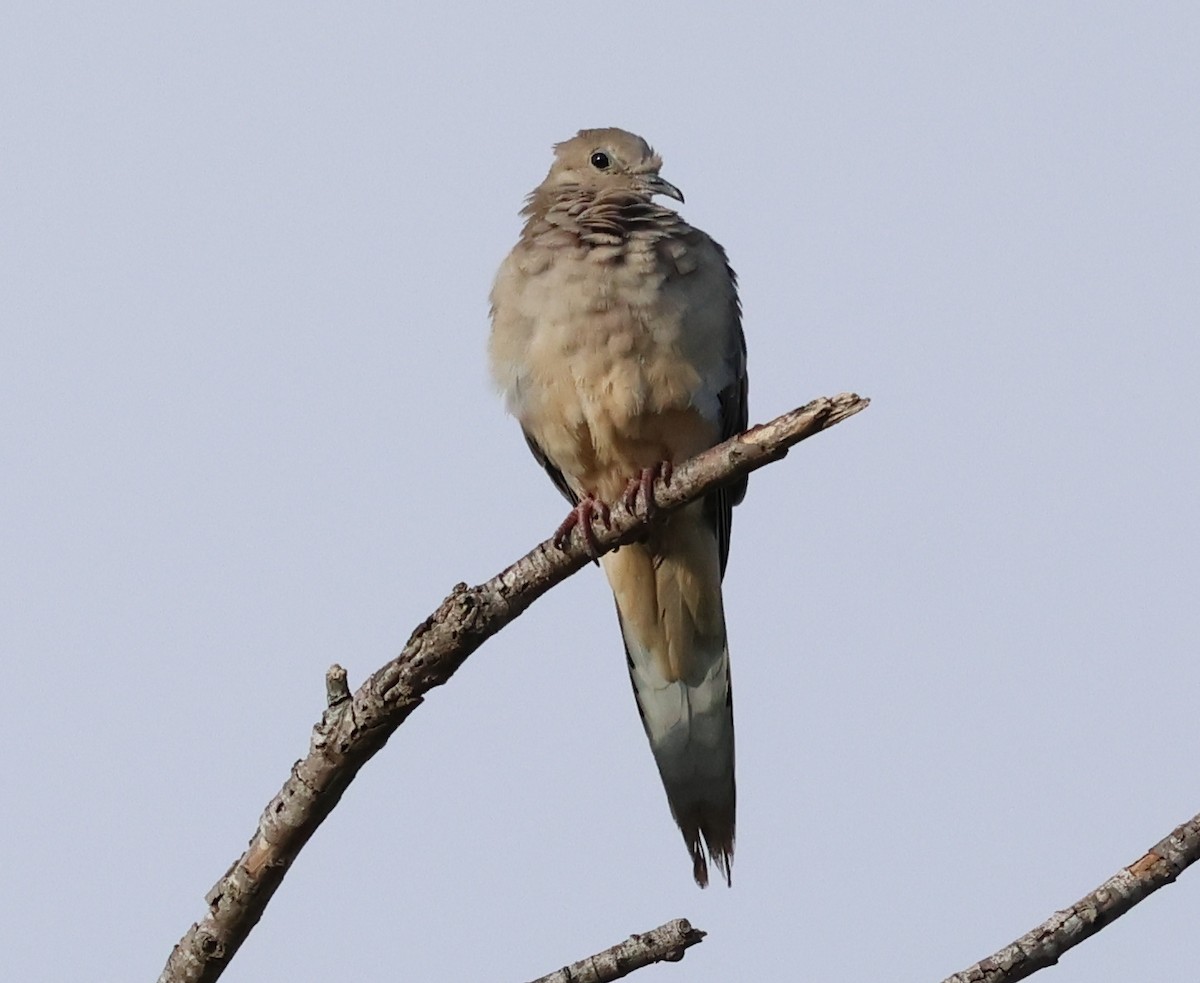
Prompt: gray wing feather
<box><xmin>710</xmin><ymin>334</ymin><xmax>748</xmax><ymax>578</ymax></box>
<box><xmin>679</xmin><ymin>231</ymin><xmax>747</xmax><ymax>579</ymax></box>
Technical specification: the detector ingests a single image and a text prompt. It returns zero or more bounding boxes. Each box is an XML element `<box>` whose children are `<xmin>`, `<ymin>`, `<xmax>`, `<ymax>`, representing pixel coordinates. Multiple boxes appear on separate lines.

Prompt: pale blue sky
<box><xmin>4</xmin><ymin>3</ymin><xmax>1199</xmax><ymax>980</ymax></box>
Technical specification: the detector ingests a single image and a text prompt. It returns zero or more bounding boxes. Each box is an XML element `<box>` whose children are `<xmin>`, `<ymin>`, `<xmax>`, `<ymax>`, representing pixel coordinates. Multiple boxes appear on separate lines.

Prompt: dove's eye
<box><xmin>589</xmin><ymin>151</ymin><xmax>611</xmax><ymax>170</ymax></box>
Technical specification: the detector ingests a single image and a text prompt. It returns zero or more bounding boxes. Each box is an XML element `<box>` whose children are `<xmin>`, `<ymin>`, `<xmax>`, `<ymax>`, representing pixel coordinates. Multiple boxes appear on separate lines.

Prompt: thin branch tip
<box><xmin>528</xmin><ymin>918</ymin><xmax>706</xmax><ymax>983</ymax></box>
<box><xmin>324</xmin><ymin>664</ymin><xmax>350</xmax><ymax>707</ymax></box>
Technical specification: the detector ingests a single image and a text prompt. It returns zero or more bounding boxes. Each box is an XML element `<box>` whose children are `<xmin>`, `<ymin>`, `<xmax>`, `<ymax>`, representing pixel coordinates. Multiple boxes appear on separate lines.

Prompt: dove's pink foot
<box><xmin>553</xmin><ymin>496</ymin><xmax>612</xmax><ymax>556</ymax></box>
<box><xmin>622</xmin><ymin>461</ymin><xmax>674</xmax><ymax>520</ymax></box>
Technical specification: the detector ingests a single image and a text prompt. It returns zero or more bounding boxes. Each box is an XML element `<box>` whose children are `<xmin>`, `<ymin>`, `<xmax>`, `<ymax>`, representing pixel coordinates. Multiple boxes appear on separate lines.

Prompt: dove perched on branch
<box><xmin>489</xmin><ymin>128</ymin><xmax>748</xmax><ymax>887</ymax></box>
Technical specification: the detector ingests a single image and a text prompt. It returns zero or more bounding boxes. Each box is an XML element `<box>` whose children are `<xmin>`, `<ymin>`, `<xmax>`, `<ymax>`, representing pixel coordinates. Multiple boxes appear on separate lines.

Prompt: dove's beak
<box><xmin>646</xmin><ymin>175</ymin><xmax>685</xmax><ymax>204</ymax></box>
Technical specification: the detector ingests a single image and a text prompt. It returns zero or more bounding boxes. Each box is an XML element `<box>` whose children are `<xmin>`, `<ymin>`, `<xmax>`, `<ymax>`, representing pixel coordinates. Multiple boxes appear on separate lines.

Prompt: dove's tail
<box><xmin>600</xmin><ymin>502</ymin><xmax>735</xmax><ymax>888</ymax></box>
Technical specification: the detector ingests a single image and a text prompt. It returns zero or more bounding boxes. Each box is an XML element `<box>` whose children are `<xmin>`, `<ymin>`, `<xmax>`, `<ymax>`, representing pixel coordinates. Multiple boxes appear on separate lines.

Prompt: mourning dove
<box><xmin>489</xmin><ymin>128</ymin><xmax>748</xmax><ymax>887</ymax></box>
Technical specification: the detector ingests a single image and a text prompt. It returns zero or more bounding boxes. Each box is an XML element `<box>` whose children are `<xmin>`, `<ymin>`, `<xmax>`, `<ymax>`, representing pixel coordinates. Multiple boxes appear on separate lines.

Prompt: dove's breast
<box><xmin>489</xmin><ymin>240</ymin><xmax>722</xmax><ymax>499</ymax></box>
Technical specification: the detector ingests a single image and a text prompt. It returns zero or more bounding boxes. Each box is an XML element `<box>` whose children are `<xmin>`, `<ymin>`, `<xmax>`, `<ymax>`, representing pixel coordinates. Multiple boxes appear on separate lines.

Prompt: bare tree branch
<box><xmin>157</xmin><ymin>392</ymin><xmax>870</xmax><ymax>983</ymax></box>
<box><xmin>528</xmin><ymin>919</ymin><xmax>706</xmax><ymax>983</ymax></box>
<box><xmin>943</xmin><ymin>811</ymin><xmax>1200</xmax><ymax>983</ymax></box>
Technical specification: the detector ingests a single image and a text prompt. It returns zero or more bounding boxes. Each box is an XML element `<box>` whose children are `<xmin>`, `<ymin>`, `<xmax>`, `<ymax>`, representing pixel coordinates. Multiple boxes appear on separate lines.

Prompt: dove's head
<box><xmin>539</xmin><ymin>127</ymin><xmax>684</xmax><ymax>204</ymax></box>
